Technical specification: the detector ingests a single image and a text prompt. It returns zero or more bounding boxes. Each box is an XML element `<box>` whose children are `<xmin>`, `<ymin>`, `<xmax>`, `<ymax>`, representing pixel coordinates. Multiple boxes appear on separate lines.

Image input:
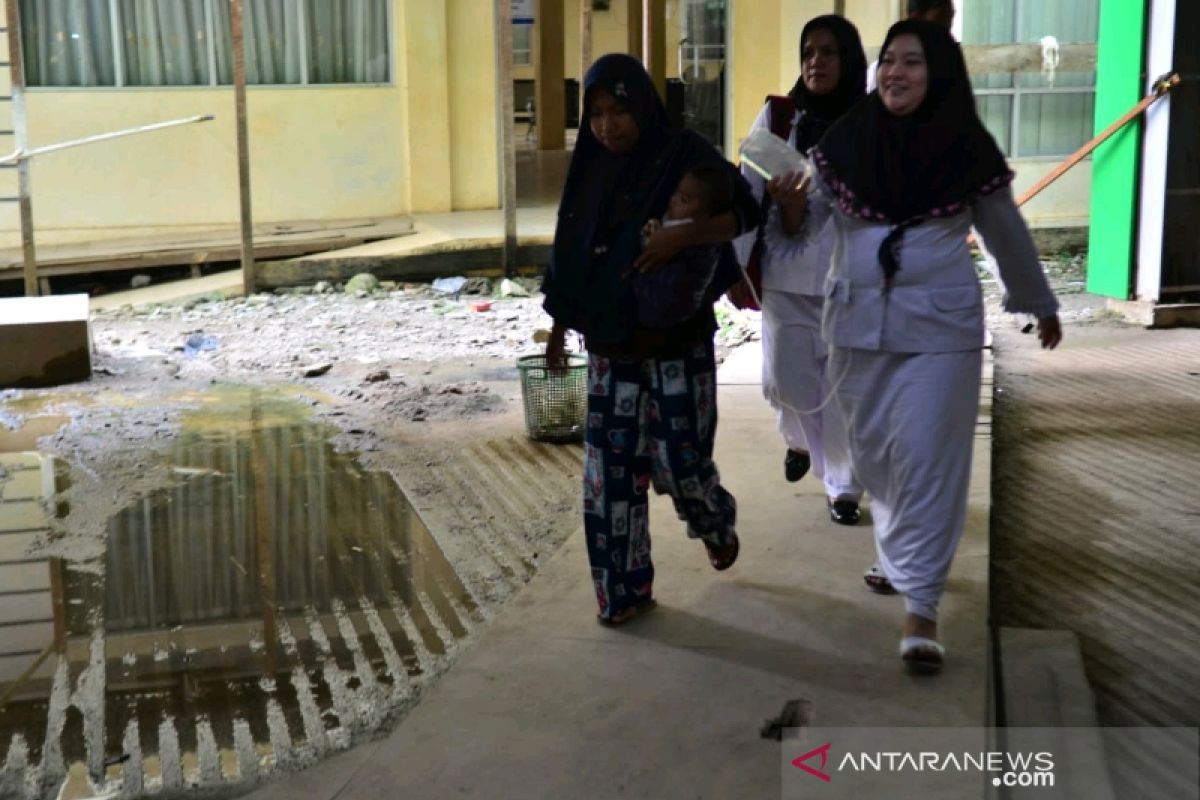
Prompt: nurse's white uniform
<box><xmin>770</xmin><ymin>178</ymin><xmax>1058</xmax><ymax>621</ymax></box>
<box><xmin>735</xmin><ymin>103</ymin><xmax>862</xmax><ymax>502</ymax></box>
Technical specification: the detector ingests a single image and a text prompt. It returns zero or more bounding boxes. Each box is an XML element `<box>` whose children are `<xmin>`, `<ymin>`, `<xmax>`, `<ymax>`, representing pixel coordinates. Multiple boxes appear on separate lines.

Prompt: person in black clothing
<box><xmin>542</xmin><ymin>53</ymin><xmax>759</xmax><ymax>626</ymax></box>
<box><xmin>630</xmin><ymin>161</ymin><xmax>736</xmax><ymax>328</ymax></box>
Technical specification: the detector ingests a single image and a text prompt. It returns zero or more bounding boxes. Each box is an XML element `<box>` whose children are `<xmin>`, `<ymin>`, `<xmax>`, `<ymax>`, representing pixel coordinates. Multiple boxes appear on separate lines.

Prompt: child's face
<box><xmin>667</xmin><ymin>174</ymin><xmax>707</xmax><ymax>221</ymax></box>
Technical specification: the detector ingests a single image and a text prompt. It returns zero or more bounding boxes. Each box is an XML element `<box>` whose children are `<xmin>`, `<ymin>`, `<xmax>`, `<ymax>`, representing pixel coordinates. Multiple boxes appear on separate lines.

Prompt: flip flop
<box><xmin>900</xmin><ymin>636</ymin><xmax>945</xmax><ymax>675</ymax></box>
<box><xmin>703</xmin><ymin>533</ymin><xmax>740</xmax><ymax>572</ymax></box>
<box><xmin>597</xmin><ymin>598</ymin><xmax>657</xmax><ymax>627</ymax></box>
<box><xmin>864</xmin><ymin>564</ymin><xmax>897</xmax><ymax>595</ymax></box>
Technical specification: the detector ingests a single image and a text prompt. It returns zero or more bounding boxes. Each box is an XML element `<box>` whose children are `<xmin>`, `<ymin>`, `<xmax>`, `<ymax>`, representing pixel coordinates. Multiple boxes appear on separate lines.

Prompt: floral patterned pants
<box><xmin>583</xmin><ymin>341</ymin><xmax>737</xmax><ymax>620</ymax></box>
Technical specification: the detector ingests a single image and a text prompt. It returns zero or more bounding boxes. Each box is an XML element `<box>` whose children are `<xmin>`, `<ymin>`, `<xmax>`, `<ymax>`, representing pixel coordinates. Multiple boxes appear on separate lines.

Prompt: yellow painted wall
<box><xmin>448</xmin><ymin>0</ymin><xmax>500</xmax><ymax>210</ymax></box>
<box><xmin>17</xmin><ymin>85</ymin><xmax>409</xmax><ymax>248</ymax></box>
<box><xmin>0</xmin><ymin>0</ymin><xmax>1086</xmax><ymax>249</ymax></box>
<box><xmin>514</xmin><ymin>0</ymin><xmax>683</xmax><ymax>82</ymax></box>
<box><xmin>1</xmin><ymin>0</ymin><xmax>500</xmax><ymax>248</ymax></box>
<box><xmin>399</xmin><ymin>0</ymin><xmax>450</xmax><ymax>212</ymax></box>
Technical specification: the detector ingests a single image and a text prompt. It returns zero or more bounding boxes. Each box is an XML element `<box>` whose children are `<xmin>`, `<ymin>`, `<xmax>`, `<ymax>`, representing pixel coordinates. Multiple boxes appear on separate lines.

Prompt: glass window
<box><xmin>977</xmin><ymin>95</ymin><xmax>1013</xmax><ymax>157</ymax></box>
<box><xmin>120</xmin><ymin>0</ymin><xmax>211</xmax><ymax>87</ymax></box>
<box><xmin>305</xmin><ymin>0</ymin><xmax>390</xmax><ymax>84</ymax></box>
<box><xmin>962</xmin><ymin>0</ymin><xmax>1099</xmax><ymax>157</ymax></box>
<box><xmin>20</xmin><ymin>0</ymin><xmax>117</xmax><ymax>87</ymax></box>
<box><xmin>1018</xmin><ymin>92</ymin><xmax>1095</xmax><ymax>158</ymax></box>
<box><xmin>513</xmin><ymin>23</ymin><xmax>532</xmax><ymax>67</ymax></box>
<box><xmin>22</xmin><ymin>0</ymin><xmax>391</xmax><ymax>88</ymax></box>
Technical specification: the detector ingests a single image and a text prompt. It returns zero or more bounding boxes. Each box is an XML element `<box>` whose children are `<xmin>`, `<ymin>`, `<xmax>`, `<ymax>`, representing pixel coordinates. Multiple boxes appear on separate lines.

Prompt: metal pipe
<box><xmin>6</xmin><ymin>0</ymin><xmax>38</xmax><ymax>296</ymax></box>
<box><xmin>231</xmin><ymin>0</ymin><xmax>257</xmax><ymax>295</ymax></box>
<box><xmin>0</xmin><ymin>115</ymin><xmax>216</xmax><ymax>166</ymax></box>
<box><xmin>494</xmin><ymin>0</ymin><xmax>517</xmax><ymax>275</ymax></box>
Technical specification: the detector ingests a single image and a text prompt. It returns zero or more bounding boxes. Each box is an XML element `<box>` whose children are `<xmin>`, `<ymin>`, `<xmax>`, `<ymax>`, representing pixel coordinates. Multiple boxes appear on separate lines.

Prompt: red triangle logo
<box><xmin>792</xmin><ymin>742</ymin><xmax>833</xmax><ymax>782</ymax></box>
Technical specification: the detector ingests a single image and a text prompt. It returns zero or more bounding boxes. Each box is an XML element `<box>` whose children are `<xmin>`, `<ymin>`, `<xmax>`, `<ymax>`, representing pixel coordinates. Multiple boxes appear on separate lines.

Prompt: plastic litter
<box><xmin>183</xmin><ymin>333</ymin><xmax>219</xmax><ymax>357</ymax></box>
<box><xmin>738</xmin><ymin>128</ymin><xmax>813</xmax><ymax>182</ymax></box>
<box><xmin>499</xmin><ymin>278</ymin><xmax>530</xmax><ymax>298</ymax></box>
<box><xmin>431</xmin><ymin>276</ymin><xmax>469</xmax><ymax>295</ymax></box>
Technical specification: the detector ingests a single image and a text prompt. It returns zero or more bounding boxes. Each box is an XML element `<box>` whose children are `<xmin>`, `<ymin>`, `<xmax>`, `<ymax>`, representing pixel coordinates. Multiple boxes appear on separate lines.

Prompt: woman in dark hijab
<box><xmin>542</xmin><ymin>54</ymin><xmax>759</xmax><ymax>626</ymax></box>
<box><xmin>768</xmin><ymin>21</ymin><xmax>1062</xmax><ymax>672</ymax></box>
<box><xmin>737</xmin><ymin>15</ymin><xmax>868</xmax><ymax>528</ymax></box>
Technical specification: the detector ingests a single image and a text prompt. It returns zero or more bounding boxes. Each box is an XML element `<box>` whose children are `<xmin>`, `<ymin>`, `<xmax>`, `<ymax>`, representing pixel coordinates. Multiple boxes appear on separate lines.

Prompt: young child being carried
<box><xmin>629</xmin><ymin>161</ymin><xmax>735</xmax><ymax>328</ymax></box>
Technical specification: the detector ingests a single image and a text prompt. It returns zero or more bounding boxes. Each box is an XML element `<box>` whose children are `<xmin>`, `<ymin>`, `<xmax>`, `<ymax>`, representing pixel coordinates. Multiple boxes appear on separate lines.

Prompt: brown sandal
<box><xmin>597</xmin><ymin>598</ymin><xmax>657</xmax><ymax>627</ymax></box>
<box><xmin>704</xmin><ymin>533</ymin><xmax>740</xmax><ymax>571</ymax></box>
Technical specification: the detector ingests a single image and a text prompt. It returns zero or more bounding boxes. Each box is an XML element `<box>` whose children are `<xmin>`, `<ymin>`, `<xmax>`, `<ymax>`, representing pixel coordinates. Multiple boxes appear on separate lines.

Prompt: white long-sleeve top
<box><xmin>734</xmin><ymin>102</ymin><xmax>830</xmax><ymax>297</ymax></box>
<box><xmin>765</xmin><ymin>176</ymin><xmax>1060</xmax><ymax>354</ymax></box>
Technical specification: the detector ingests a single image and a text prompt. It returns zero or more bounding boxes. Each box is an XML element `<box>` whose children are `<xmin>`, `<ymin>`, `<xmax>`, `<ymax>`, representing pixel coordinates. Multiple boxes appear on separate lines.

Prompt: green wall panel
<box><xmin>1087</xmin><ymin>0</ymin><xmax>1147</xmax><ymax>299</ymax></box>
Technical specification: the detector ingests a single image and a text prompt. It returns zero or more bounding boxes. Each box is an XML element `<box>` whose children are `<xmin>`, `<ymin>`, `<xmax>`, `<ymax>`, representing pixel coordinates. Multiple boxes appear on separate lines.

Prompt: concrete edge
<box><xmin>259</xmin><ymin>244</ymin><xmax>553</xmax><ymax>288</ymax></box>
<box><xmin>997</xmin><ymin>627</ymin><xmax>1117</xmax><ymax>799</ymax></box>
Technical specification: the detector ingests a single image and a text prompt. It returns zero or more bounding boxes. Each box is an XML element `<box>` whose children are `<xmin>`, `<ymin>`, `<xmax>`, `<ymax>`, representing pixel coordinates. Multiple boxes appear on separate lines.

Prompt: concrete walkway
<box><xmin>245</xmin><ymin>344</ymin><xmax>993</xmax><ymax>800</ymax></box>
<box><xmin>290</xmin><ymin>207</ymin><xmax>557</xmax><ymax>264</ymax></box>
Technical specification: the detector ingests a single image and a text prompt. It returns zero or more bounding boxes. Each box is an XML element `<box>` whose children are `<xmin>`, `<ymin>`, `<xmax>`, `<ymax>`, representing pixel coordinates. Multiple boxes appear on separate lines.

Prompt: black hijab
<box><xmin>544</xmin><ymin>53</ymin><xmax>745</xmax><ymax>345</ymax></box>
<box><xmin>786</xmin><ymin>15</ymin><xmax>868</xmax><ymax>153</ymax></box>
<box><xmin>812</xmin><ymin>21</ymin><xmax>1011</xmax><ymax>281</ymax></box>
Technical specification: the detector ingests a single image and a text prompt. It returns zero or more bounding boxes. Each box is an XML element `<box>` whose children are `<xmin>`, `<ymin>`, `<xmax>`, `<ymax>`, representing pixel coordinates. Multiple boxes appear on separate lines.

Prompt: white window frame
<box><xmin>513</xmin><ymin>22</ymin><xmax>532</xmax><ymax>68</ymax></box>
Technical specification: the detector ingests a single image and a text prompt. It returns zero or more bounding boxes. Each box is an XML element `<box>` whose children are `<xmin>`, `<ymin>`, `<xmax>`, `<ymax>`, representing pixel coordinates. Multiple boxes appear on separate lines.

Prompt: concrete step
<box><xmin>998</xmin><ymin>627</ymin><xmax>1116</xmax><ymax>799</ymax></box>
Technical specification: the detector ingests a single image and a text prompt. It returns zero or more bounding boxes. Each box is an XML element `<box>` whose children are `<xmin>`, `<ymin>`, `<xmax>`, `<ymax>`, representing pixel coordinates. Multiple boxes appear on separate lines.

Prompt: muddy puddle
<box><xmin>0</xmin><ymin>387</ymin><xmax>478</xmax><ymax>798</ymax></box>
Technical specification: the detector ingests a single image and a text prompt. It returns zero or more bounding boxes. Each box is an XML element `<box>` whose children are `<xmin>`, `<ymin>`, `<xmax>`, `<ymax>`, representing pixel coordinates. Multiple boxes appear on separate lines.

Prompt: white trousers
<box><xmin>830</xmin><ymin>347</ymin><xmax>983</xmax><ymax>622</ymax></box>
<box><xmin>761</xmin><ymin>289</ymin><xmax>861</xmax><ymax>500</ymax></box>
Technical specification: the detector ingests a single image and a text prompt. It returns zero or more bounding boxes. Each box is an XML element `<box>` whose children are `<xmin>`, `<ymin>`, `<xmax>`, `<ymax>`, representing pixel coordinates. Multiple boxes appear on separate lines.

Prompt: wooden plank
<box><xmin>0</xmin><ymin>217</ymin><xmax>413</xmax><ymax>267</ymax></box>
<box><xmin>255</xmin><ymin>243</ymin><xmax>552</xmax><ymax>288</ymax></box>
<box><xmin>0</xmin><ymin>218</ymin><xmax>415</xmax><ymax>282</ymax></box>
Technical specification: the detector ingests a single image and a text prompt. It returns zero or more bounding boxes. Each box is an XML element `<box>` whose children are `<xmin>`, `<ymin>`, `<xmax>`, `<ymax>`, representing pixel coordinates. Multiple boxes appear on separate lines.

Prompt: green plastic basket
<box><xmin>517</xmin><ymin>353</ymin><xmax>588</xmax><ymax>443</ymax></box>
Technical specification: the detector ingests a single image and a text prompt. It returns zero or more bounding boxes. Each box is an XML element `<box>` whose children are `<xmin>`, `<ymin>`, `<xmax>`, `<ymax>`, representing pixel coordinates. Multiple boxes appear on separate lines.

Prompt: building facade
<box><xmin>0</xmin><ymin>0</ymin><xmax>1148</xmax><ymax>272</ymax></box>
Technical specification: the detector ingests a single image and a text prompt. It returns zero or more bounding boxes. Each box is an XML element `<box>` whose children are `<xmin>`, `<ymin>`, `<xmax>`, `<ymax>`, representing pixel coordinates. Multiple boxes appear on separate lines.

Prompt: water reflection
<box><xmin>0</xmin><ymin>387</ymin><xmax>476</xmax><ymax>797</ymax></box>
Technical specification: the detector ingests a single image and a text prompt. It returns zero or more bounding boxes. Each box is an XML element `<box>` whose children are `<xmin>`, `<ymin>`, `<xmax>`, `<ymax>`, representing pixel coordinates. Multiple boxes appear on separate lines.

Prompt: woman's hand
<box><xmin>546</xmin><ymin>322</ymin><xmax>569</xmax><ymax>373</ymax></box>
<box><xmin>633</xmin><ymin>221</ymin><xmax>691</xmax><ymax>273</ymax></box>
<box><xmin>1037</xmin><ymin>315</ymin><xmax>1063</xmax><ymax>350</ymax></box>
<box><xmin>766</xmin><ymin>171</ymin><xmax>810</xmax><ymax>236</ymax></box>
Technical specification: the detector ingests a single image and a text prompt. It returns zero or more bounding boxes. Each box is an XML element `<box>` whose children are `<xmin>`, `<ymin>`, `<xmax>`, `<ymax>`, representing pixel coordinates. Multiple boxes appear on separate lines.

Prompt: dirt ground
<box><xmin>0</xmin><ymin>274</ymin><xmax>757</xmax><ymax>579</ymax></box>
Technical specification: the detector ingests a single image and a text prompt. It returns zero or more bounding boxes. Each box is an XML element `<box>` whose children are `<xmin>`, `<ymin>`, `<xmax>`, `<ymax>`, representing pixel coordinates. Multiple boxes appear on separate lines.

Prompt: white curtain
<box><xmin>121</xmin><ymin>0</ymin><xmax>211</xmax><ymax>86</ymax></box>
<box><xmin>212</xmin><ymin>0</ymin><xmax>306</xmax><ymax>85</ymax></box>
<box><xmin>305</xmin><ymin>0</ymin><xmax>389</xmax><ymax>84</ymax></box>
<box><xmin>22</xmin><ymin>0</ymin><xmax>390</xmax><ymax>88</ymax></box>
<box><xmin>20</xmin><ymin>0</ymin><xmax>116</xmax><ymax>86</ymax></box>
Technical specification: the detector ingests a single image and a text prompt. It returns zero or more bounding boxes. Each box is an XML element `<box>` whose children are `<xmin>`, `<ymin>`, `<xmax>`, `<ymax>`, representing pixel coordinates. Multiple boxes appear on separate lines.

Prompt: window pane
<box><xmin>513</xmin><ymin>23</ymin><xmax>532</xmax><ymax>68</ymax></box>
<box><xmin>21</xmin><ymin>0</ymin><xmax>117</xmax><ymax>87</ymax></box>
<box><xmin>120</xmin><ymin>0</ymin><xmax>211</xmax><ymax>86</ymax></box>
<box><xmin>962</xmin><ymin>0</ymin><xmax>1014</xmax><ymax>90</ymax></box>
<box><xmin>1018</xmin><ymin>92</ymin><xmax>1095</xmax><ymax>157</ymax></box>
<box><xmin>212</xmin><ymin>0</ymin><xmax>305</xmax><ymax>85</ymax></box>
<box><xmin>305</xmin><ymin>0</ymin><xmax>390</xmax><ymax>83</ymax></box>
<box><xmin>1015</xmin><ymin>0</ymin><xmax>1099</xmax><ymax>89</ymax></box>
<box><xmin>977</xmin><ymin>94</ymin><xmax>1013</xmax><ymax>157</ymax></box>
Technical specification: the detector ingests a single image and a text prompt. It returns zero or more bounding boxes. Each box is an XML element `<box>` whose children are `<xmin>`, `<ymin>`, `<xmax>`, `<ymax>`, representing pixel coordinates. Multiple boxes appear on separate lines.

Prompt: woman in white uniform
<box><xmin>768</xmin><ymin>21</ymin><xmax>1062</xmax><ymax>672</ymax></box>
<box><xmin>738</xmin><ymin>15</ymin><xmax>867</xmax><ymax>525</ymax></box>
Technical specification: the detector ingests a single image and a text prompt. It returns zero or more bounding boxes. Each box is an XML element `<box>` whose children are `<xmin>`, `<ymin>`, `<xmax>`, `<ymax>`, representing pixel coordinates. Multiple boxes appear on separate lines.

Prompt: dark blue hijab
<box><xmin>544</xmin><ymin>54</ymin><xmax>753</xmax><ymax>347</ymax></box>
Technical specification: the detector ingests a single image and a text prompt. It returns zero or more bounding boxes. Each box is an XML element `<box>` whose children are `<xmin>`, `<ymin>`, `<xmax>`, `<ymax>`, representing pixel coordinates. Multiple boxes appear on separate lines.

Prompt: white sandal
<box><xmin>863</xmin><ymin>564</ymin><xmax>896</xmax><ymax>595</ymax></box>
<box><xmin>900</xmin><ymin>636</ymin><xmax>945</xmax><ymax>674</ymax></box>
